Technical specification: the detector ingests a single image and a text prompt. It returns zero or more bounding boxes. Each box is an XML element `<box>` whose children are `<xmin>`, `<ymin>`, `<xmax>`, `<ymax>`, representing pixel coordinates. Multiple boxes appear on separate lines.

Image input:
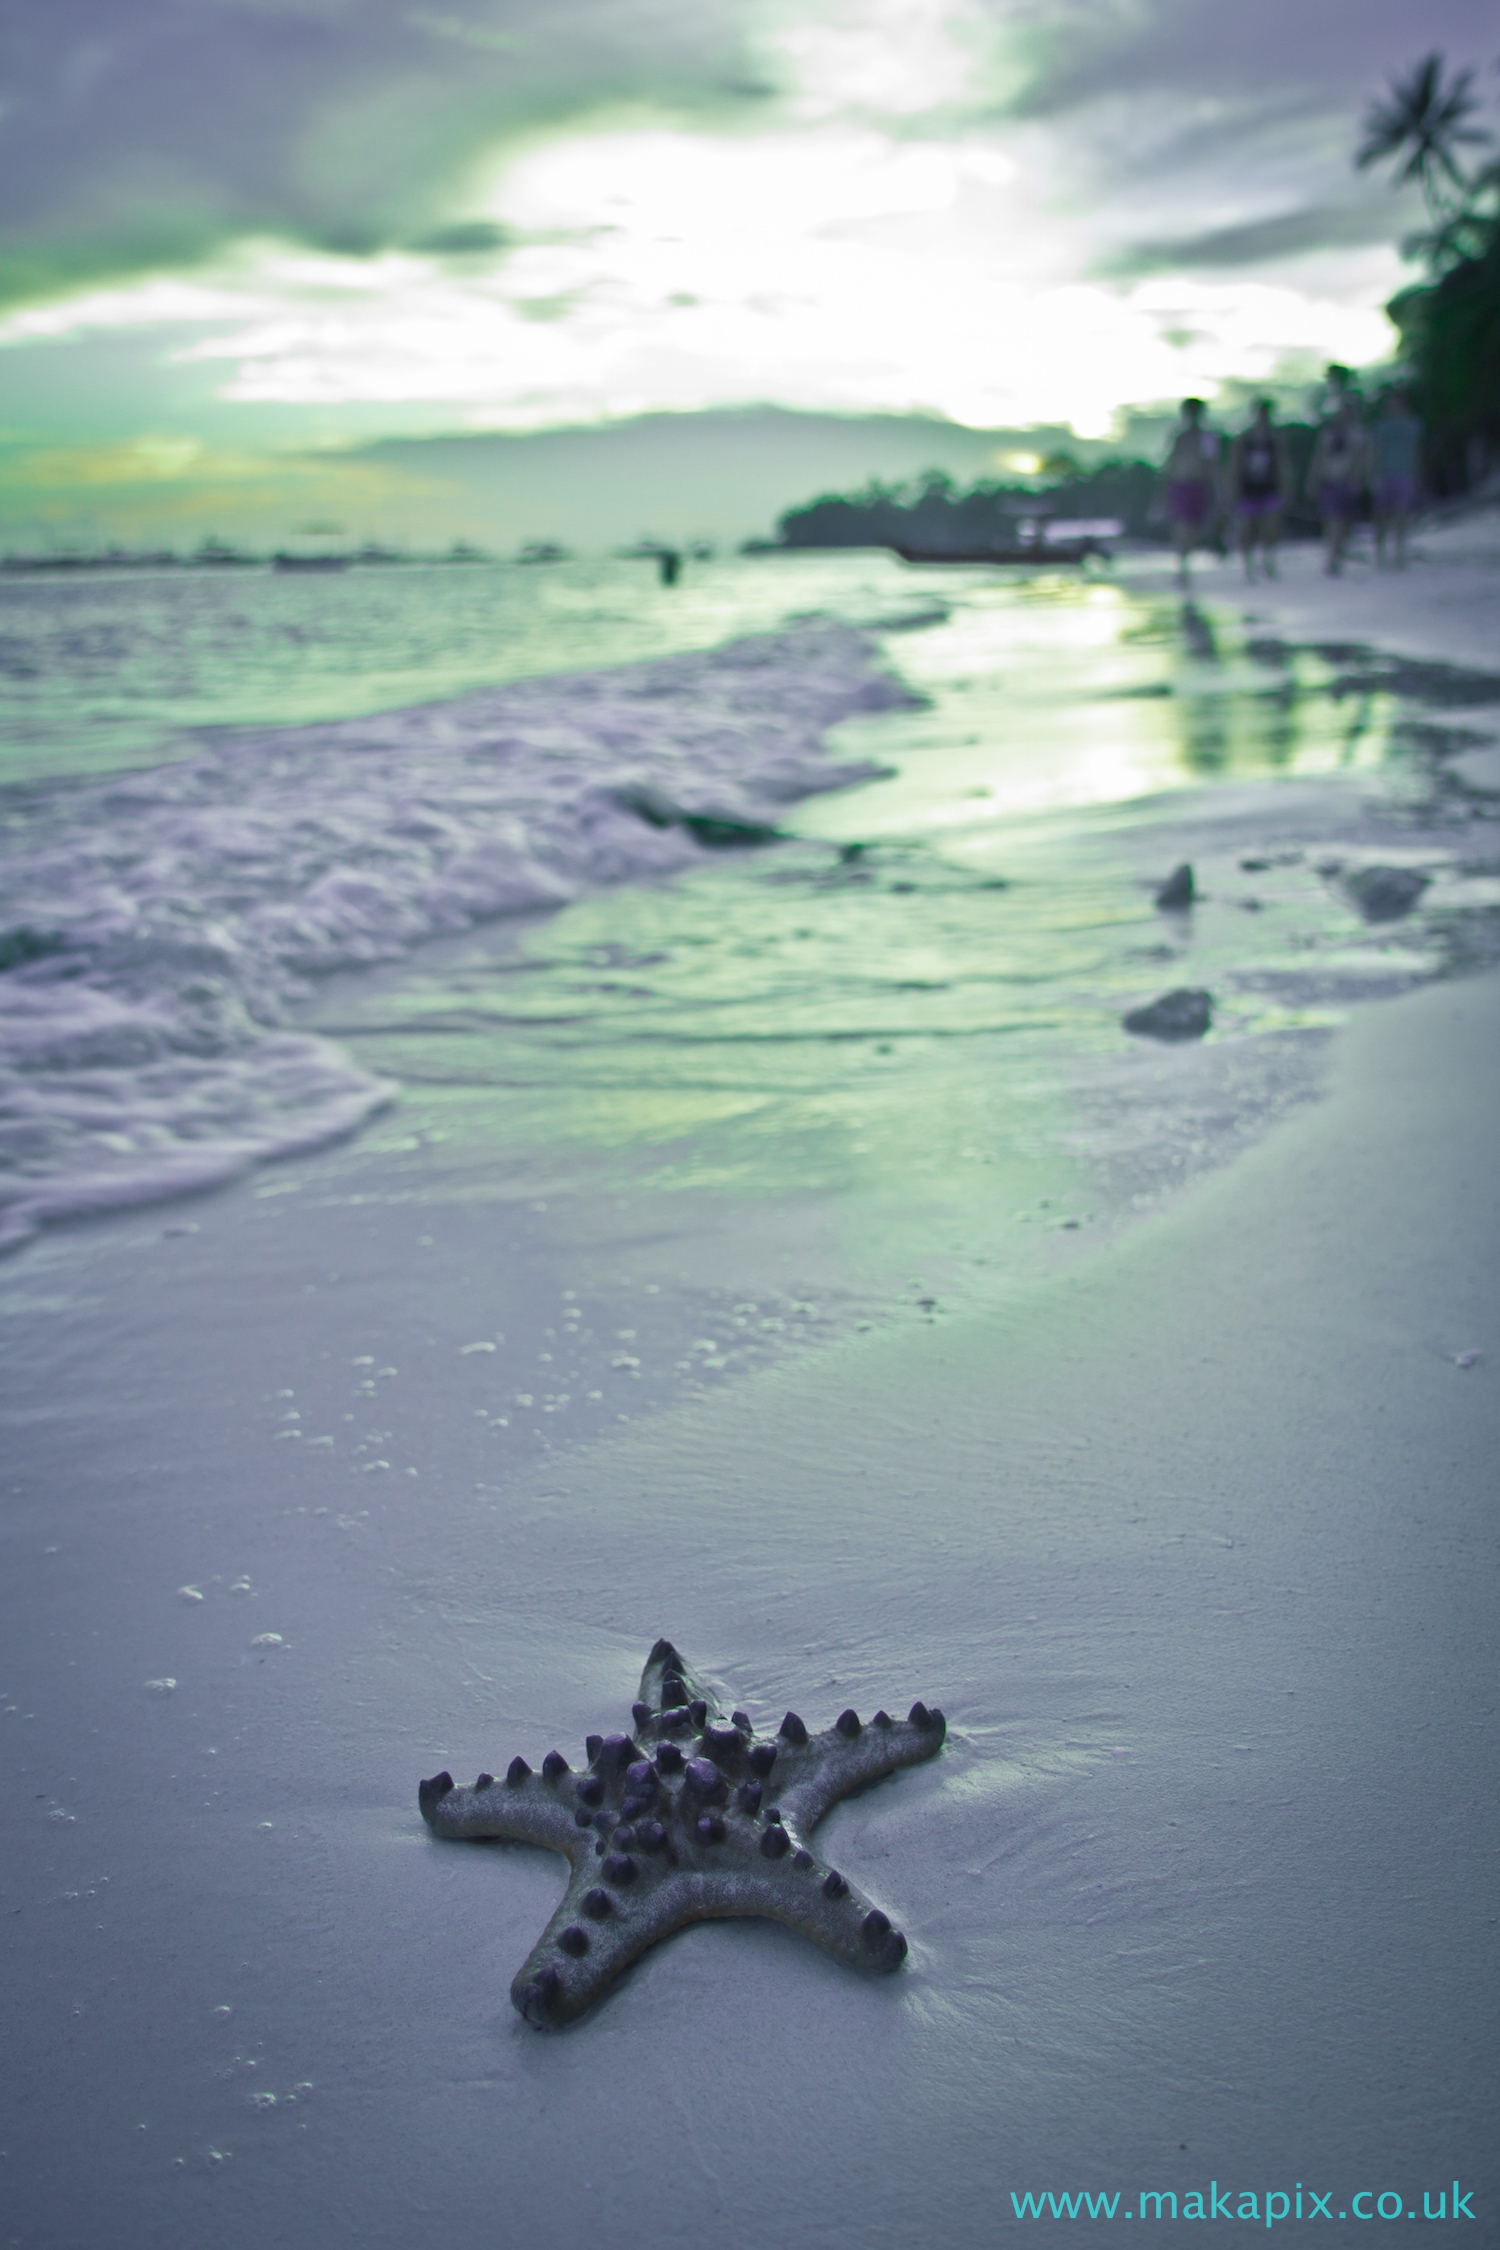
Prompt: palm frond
<box><xmin>1356</xmin><ymin>53</ymin><xmax>1490</xmax><ymax>199</ymax></box>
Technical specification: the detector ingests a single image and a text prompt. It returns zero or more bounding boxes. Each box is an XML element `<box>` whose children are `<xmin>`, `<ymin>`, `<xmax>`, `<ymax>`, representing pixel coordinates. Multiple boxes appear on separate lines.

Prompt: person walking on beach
<box><xmin>1228</xmin><ymin>399</ymin><xmax>1292</xmax><ymax>580</ymax></box>
<box><xmin>1371</xmin><ymin>387</ymin><xmax>1422</xmax><ymax>568</ymax></box>
<box><xmin>1307</xmin><ymin>396</ymin><xmax>1369</xmax><ymax>576</ymax></box>
<box><xmin>1161</xmin><ymin>398</ymin><xmax>1223</xmax><ymax>585</ymax></box>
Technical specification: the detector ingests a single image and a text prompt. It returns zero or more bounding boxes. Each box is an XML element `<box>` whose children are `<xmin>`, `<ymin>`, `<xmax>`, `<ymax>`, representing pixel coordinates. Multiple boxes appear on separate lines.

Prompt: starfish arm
<box><xmin>772</xmin><ymin>1709</ymin><xmax>946</xmax><ymax>1832</ymax></box>
<box><xmin>512</xmin><ymin>1867</ymin><xmax>712</xmax><ymax>2025</ymax></box>
<box><xmin>419</xmin><ymin>1769</ymin><xmax>589</xmax><ymax>1858</ymax></box>
<box><xmin>511</xmin><ymin>1835</ymin><xmax>909</xmax><ymax>2027</ymax></box>
<box><xmin>703</xmin><ymin>1841</ymin><xmax>912</xmax><ymax>1976</ymax></box>
<box><xmin>636</xmin><ymin>1638</ymin><xmax>720</xmax><ymax>1721</ymax></box>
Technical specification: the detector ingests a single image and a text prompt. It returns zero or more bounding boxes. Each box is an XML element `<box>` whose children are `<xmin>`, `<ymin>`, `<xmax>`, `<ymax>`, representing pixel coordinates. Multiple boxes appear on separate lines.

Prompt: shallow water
<box><xmin>0</xmin><ymin>552</ymin><xmax>912</xmax><ymax>786</ymax></box>
<box><xmin>295</xmin><ymin>566</ymin><xmax>1500</xmax><ymax>1304</ymax></box>
<box><xmin>3</xmin><ymin>552</ymin><xmax>1499</xmax><ymax>1266</ymax></box>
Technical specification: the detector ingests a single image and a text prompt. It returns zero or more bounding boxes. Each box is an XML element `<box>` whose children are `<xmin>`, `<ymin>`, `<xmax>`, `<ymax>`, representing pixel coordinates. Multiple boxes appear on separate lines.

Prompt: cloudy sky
<box><xmin>0</xmin><ymin>0</ymin><xmax>1494</xmax><ymax>544</ymax></box>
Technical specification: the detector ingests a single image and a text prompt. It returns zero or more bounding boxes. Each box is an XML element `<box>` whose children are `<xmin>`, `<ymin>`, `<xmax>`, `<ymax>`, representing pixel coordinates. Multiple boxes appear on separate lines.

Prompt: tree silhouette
<box><xmin>1359</xmin><ymin>54</ymin><xmax>1500</xmax><ymax>491</ymax></box>
<box><xmin>1356</xmin><ymin>53</ymin><xmax>1490</xmax><ymax>218</ymax></box>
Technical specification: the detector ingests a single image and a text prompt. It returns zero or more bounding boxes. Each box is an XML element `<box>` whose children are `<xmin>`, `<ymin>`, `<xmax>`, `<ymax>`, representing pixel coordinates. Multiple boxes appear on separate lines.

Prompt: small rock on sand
<box><xmin>1154</xmin><ymin>863</ymin><xmax>1195</xmax><ymax>909</ymax></box>
<box><xmin>1344</xmin><ymin>866</ymin><xmax>1430</xmax><ymax>922</ymax></box>
<box><xmin>1122</xmin><ymin>988</ymin><xmax>1212</xmax><ymax>1041</ymax></box>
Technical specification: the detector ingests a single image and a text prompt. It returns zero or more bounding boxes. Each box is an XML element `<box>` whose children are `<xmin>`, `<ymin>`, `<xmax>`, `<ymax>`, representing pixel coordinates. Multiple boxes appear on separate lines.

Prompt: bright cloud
<box><xmin>0</xmin><ymin>0</ymin><xmax>1430</xmax><ymax>453</ymax></box>
<box><xmin>760</xmin><ymin>0</ymin><xmax>1009</xmax><ymax>123</ymax></box>
<box><xmin>95</xmin><ymin>121</ymin><xmax>1391</xmax><ymax>438</ymax></box>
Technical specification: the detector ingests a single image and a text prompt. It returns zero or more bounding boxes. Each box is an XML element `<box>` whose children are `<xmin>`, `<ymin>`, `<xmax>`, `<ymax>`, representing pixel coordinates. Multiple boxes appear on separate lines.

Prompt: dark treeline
<box><xmin>1382</xmin><ymin>205</ymin><xmax>1500</xmax><ymax>497</ymax></box>
<box><xmin>776</xmin><ymin>461</ymin><xmax>1156</xmax><ymax>551</ymax></box>
<box><xmin>1359</xmin><ymin>53</ymin><xmax>1500</xmax><ymax>492</ymax></box>
<box><xmin>774</xmin><ymin>434</ymin><xmax>1322</xmax><ymax>552</ymax></box>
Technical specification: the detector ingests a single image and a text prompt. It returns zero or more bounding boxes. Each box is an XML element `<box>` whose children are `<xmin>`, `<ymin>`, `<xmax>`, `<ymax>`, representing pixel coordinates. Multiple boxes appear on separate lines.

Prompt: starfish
<box><xmin>418</xmin><ymin>1638</ymin><xmax>946</xmax><ymax>2026</ymax></box>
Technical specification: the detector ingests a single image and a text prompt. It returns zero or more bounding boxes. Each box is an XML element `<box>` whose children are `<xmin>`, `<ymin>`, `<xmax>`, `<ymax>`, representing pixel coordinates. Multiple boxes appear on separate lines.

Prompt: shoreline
<box><xmin>1</xmin><ymin>546</ymin><xmax>1497</xmax><ymax>2244</ymax></box>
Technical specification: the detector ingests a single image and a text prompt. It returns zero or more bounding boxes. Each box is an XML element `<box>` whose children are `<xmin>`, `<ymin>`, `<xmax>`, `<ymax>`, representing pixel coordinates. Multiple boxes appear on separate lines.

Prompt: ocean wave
<box><xmin>0</xmin><ymin>618</ymin><xmax>912</xmax><ymax>1250</ymax></box>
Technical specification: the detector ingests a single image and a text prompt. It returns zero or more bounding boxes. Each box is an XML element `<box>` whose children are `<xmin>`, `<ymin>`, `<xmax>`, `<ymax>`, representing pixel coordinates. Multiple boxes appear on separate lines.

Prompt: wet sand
<box><xmin>2</xmin><ymin>549</ymin><xmax>1498</xmax><ymax>2245</ymax></box>
<box><xmin>1124</xmin><ymin>498</ymin><xmax>1500</xmax><ymax>676</ymax></box>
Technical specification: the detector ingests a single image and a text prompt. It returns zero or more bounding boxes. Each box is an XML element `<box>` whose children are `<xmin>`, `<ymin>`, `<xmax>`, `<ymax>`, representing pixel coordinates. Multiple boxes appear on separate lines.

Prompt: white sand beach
<box><xmin>2</xmin><ymin>535</ymin><xmax>1497</xmax><ymax>2246</ymax></box>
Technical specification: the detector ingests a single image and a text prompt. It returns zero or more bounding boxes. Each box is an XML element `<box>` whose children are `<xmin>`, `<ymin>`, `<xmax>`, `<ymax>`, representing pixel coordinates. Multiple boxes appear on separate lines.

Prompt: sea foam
<box><xmin>0</xmin><ymin>619</ymin><xmax>910</xmax><ymax>1250</ymax></box>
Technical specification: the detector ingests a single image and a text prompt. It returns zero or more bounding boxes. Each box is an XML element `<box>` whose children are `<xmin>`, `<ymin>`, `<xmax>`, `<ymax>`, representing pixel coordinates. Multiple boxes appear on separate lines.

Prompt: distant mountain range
<box><xmin>348</xmin><ymin>405</ymin><xmax>1106</xmax><ymax>550</ymax></box>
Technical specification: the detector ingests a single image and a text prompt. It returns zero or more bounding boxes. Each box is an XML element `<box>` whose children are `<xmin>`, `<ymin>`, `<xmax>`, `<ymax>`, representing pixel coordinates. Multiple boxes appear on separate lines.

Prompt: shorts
<box><xmin>1375</xmin><ymin>473</ymin><xmax>1416</xmax><ymax>515</ymax></box>
<box><xmin>1237</xmin><ymin>495</ymin><xmax>1280</xmax><ymax>521</ymax></box>
<box><xmin>1168</xmin><ymin>481</ymin><xmax>1213</xmax><ymax>530</ymax></box>
<box><xmin>1319</xmin><ymin>482</ymin><xmax>1359</xmax><ymax>521</ymax></box>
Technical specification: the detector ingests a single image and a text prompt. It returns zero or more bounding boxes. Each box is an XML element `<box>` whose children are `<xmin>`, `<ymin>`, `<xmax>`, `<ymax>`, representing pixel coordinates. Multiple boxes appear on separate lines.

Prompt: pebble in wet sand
<box><xmin>1122</xmin><ymin>988</ymin><xmax>1213</xmax><ymax>1042</ymax></box>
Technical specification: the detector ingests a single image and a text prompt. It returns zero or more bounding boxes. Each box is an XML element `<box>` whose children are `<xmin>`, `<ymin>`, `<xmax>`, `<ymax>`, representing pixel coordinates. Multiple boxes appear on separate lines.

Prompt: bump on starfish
<box><xmin>418</xmin><ymin>1638</ymin><xmax>946</xmax><ymax>2027</ymax></box>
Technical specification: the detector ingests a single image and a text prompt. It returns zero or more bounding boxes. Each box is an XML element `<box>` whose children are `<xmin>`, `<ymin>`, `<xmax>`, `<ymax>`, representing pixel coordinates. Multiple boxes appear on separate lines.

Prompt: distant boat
<box><xmin>892</xmin><ymin>517</ymin><xmax>1122</xmax><ymax>567</ymax></box>
<box><xmin>893</xmin><ymin>541</ymin><xmax>1101</xmax><ymax>565</ymax></box>
<box><xmin>2</xmin><ymin>547</ymin><xmax>180</xmax><ymax>571</ymax></box>
<box><xmin>1</xmin><ymin>551</ymin><xmax>94</xmax><ymax>572</ymax></box>
<box><xmin>515</xmin><ymin>540</ymin><xmax>571</xmax><ymax>564</ymax></box>
<box><xmin>274</xmin><ymin>520</ymin><xmax>353</xmax><ymax>571</ymax></box>
<box><xmin>617</xmin><ymin>536</ymin><xmax>711</xmax><ymax>563</ymax></box>
<box><xmin>193</xmin><ymin>539</ymin><xmax>257</xmax><ymax>568</ymax></box>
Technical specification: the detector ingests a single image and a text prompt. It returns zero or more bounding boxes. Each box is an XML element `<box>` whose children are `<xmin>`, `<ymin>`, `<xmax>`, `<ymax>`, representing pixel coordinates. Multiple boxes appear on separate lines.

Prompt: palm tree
<box><xmin>1356</xmin><ymin>53</ymin><xmax>1491</xmax><ymax>218</ymax></box>
<box><xmin>1360</xmin><ymin>55</ymin><xmax>1500</xmax><ymax>493</ymax></box>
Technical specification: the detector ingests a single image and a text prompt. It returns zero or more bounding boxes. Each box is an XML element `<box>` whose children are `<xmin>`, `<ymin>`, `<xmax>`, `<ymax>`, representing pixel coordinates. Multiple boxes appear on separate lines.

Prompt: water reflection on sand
<box><xmin>299</xmin><ymin>571</ymin><xmax>1500</xmax><ymax>1320</ymax></box>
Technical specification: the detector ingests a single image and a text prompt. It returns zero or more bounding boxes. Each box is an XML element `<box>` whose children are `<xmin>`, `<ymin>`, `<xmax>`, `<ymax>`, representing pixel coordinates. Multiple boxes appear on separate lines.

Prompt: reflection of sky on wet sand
<box><xmin>301</xmin><ymin>575</ymin><xmax>1491</xmax><ymax>1309</ymax></box>
<box><xmin>797</xmin><ymin>579</ymin><xmax>1396</xmax><ymax>835</ymax></box>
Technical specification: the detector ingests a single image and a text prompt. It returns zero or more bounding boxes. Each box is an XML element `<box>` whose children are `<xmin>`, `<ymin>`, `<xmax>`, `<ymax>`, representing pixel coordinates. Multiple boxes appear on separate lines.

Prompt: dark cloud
<box><xmin>4</xmin><ymin>0</ymin><xmax>1497</xmax><ymax>314</ymax></box>
<box><xmin>1001</xmin><ymin>0</ymin><xmax>1498</xmax><ymax>119</ymax></box>
<box><xmin>992</xmin><ymin>0</ymin><xmax>1499</xmax><ymax>276</ymax></box>
<box><xmin>404</xmin><ymin>220</ymin><xmax>512</xmax><ymax>256</ymax></box>
<box><xmin>0</xmin><ymin>0</ymin><xmax>766</xmax><ymax>306</ymax></box>
<box><xmin>1105</xmin><ymin>199</ymin><xmax>1407</xmax><ymax>276</ymax></box>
